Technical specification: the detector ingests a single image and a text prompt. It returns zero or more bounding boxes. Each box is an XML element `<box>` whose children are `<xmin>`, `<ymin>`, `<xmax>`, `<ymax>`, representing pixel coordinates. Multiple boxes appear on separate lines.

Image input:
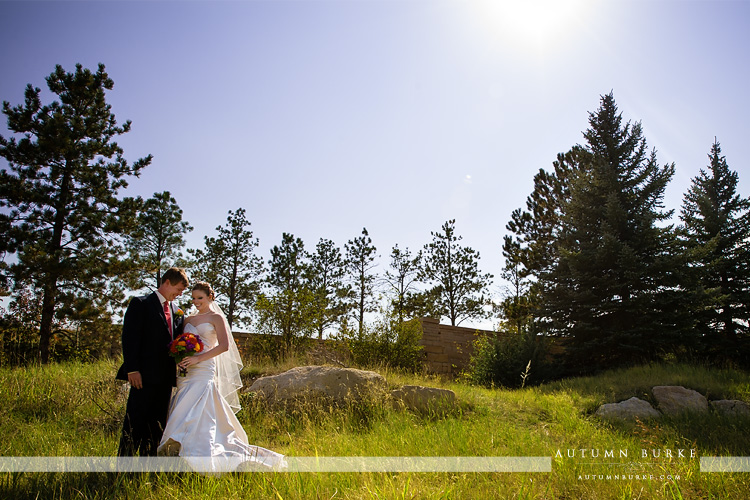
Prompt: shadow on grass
<box><xmin>1</xmin><ymin>470</ymin><xmax>270</xmax><ymax>500</ymax></box>
<box><xmin>537</xmin><ymin>362</ymin><xmax>750</xmax><ymax>408</ymax></box>
<box><xmin>2</xmin><ymin>471</ymin><xmax>141</xmax><ymax>500</ymax></box>
<box><xmin>596</xmin><ymin>411</ymin><xmax>750</xmax><ymax>457</ymax></box>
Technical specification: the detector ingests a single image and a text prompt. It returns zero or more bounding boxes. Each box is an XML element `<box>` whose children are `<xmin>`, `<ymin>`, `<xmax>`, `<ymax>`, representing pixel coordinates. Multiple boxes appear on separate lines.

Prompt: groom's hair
<box><xmin>162</xmin><ymin>267</ymin><xmax>189</xmax><ymax>287</ymax></box>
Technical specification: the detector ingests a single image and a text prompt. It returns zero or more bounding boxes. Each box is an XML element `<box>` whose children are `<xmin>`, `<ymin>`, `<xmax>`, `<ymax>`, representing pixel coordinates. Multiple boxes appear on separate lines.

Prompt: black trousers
<box><xmin>118</xmin><ymin>382</ymin><xmax>173</xmax><ymax>456</ymax></box>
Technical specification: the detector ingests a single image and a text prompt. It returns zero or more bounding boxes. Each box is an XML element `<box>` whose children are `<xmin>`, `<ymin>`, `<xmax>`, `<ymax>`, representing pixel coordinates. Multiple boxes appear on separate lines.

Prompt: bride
<box><xmin>157</xmin><ymin>281</ymin><xmax>286</xmax><ymax>472</ymax></box>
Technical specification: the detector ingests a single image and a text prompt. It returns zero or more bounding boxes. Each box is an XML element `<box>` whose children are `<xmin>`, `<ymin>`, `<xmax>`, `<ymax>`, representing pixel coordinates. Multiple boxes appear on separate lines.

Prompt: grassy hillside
<box><xmin>1</xmin><ymin>359</ymin><xmax>749</xmax><ymax>499</ymax></box>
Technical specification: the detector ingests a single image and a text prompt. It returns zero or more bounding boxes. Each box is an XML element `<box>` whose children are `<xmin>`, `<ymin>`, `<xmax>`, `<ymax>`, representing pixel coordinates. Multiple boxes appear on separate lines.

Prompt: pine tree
<box><xmin>383</xmin><ymin>245</ymin><xmax>423</xmax><ymax>324</ymax></box>
<box><xmin>307</xmin><ymin>238</ymin><xmax>348</xmax><ymax>339</ymax></box>
<box><xmin>345</xmin><ymin>228</ymin><xmax>379</xmax><ymax>336</ymax></box>
<box><xmin>256</xmin><ymin>233</ymin><xmax>316</xmax><ymax>353</ymax></box>
<box><xmin>188</xmin><ymin>208</ymin><xmax>262</xmax><ymax>329</ymax></box>
<box><xmin>680</xmin><ymin>140</ymin><xmax>750</xmax><ymax>364</ymax></box>
<box><xmin>499</xmin><ymin>235</ymin><xmax>534</xmax><ymax>334</ymax></box>
<box><xmin>421</xmin><ymin>219</ymin><xmax>493</xmax><ymax>326</ymax></box>
<box><xmin>0</xmin><ymin>64</ymin><xmax>150</xmax><ymax>363</ymax></box>
<box><xmin>126</xmin><ymin>191</ymin><xmax>192</xmax><ymax>290</ymax></box>
<box><xmin>545</xmin><ymin>92</ymin><xmax>685</xmax><ymax>370</ymax></box>
<box><xmin>502</xmin><ymin>147</ymin><xmax>589</xmax><ymax>333</ymax></box>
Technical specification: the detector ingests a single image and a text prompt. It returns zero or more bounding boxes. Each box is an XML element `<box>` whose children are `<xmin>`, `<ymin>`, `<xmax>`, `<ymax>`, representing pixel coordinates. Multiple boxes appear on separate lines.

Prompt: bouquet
<box><xmin>168</xmin><ymin>332</ymin><xmax>204</xmax><ymax>377</ymax></box>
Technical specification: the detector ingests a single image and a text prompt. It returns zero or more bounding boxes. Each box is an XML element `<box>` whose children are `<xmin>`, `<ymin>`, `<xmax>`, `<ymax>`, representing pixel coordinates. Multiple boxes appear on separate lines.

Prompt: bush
<box><xmin>334</xmin><ymin>316</ymin><xmax>424</xmax><ymax>371</ymax></box>
<box><xmin>49</xmin><ymin>319</ymin><xmax>121</xmax><ymax>363</ymax></box>
<box><xmin>253</xmin><ymin>291</ymin><xmax>317</xmax><ymax>362</ymax></box>
<box><xmin>465</xmin><ymin>328</ymin><xmax>551</xmax><ymax>388</ymax></box>
<box><xmin>0</xmin><ymin>316</ymin><xmax>39</xmax><ymax>366</ymax></box>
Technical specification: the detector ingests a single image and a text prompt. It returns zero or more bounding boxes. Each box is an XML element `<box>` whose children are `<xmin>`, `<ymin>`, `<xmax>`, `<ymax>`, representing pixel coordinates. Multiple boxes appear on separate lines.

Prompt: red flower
<box><xmin>168</xmin><ymin>332</ymin><xmax>205</xmax><ymax>377</ymax></box>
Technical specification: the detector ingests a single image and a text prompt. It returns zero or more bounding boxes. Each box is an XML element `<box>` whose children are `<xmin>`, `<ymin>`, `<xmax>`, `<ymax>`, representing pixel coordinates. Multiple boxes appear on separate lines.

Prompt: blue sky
<box><xmin>1</xmin><ymin>0</ymin><xmax>748</xmax><ymax>327</ymax></box>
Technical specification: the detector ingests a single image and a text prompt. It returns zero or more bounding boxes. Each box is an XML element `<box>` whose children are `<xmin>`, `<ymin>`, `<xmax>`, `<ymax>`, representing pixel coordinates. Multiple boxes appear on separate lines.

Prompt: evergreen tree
<box><xmin>421</xmin><ymin>219</ymin><xmax>493</xmax><ymax>326</ymax></box>
<box><xmin>499</xmin><ymin>235</ymin><xmax>534</xmax><ymax>334</ymax></box>
<box><xmin>544</xmin><ymin>92</ymin><xmax>685</xmax><ymax>370</ymax></box>
<box><xmin>256</xmin><ymin>233</ymin><xmax>316</xmax><ymax>353</ymax></box>
<box><xmin>383</xmin><ymin>245</ymin><xmax>422</xmax><ymax>324</ymax></box>
<box><xmin>680</xmin><ymin>140</ymin><xmax>750</xmax><ymax>364</ymax></box>
<box><xmin>126</xmin><ymin>191</ymin><xmax>192</xmax><ymax>290</ymax></box>
<box><xmin>0</xmin><ymin>64</ymin><xmax>150</xmax><ymax>363</ymax></box>
<box><xmin>502</xmin><ymin>147</ymin><xmax>589</xmax><ymax>332</ymax></box>
<box><xmin>345</xmin><ymin>228</ymin><xmax>379</xmax><ymax>336</ymax></box>
<box><xmin>189</xmin><ymin>208</ymin><xmax>262</xmax><ymax>329</ymax></box>
<box><xmin>307</xmin><ymin>238</ymin><xmax>348</xmax><ymax>339</ymax></box>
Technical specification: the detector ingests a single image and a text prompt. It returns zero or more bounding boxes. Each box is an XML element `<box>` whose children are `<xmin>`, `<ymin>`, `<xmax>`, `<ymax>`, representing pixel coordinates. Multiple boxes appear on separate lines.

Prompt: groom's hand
<box><xmin>127</xmin><ymin>371</ymin><xmax>143</xmax><ymax>389</ymax></box>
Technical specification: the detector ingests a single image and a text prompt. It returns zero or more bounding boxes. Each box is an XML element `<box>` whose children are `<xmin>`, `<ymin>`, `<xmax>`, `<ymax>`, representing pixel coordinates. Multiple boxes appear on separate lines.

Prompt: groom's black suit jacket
<box><xmin>116</xmin><ymin>292</ymin><xmax>183</xmax><ymax>388</ymax></box>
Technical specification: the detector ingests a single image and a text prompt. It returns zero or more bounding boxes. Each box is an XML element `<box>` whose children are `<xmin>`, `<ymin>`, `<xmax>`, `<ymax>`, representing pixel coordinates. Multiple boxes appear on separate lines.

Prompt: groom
<box><xmin>116</xmin><ymin>267</ymin><xmax>189</xmax><ymax>456</ymax></box>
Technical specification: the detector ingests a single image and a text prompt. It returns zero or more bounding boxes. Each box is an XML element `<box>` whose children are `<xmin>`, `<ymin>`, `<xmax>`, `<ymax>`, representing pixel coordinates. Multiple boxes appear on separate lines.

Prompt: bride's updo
<box><xmin>192</xmin><ymin>281</ymin><xmax>215</xmax><ymax>301</ymax></box>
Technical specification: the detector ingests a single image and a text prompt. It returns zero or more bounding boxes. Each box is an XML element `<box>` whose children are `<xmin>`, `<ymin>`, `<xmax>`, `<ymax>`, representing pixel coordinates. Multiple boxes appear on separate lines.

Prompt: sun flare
<box><xmin>476</xmin><ymin>0</ymin><xmax>589</xmax><ymax>49</ymax></box>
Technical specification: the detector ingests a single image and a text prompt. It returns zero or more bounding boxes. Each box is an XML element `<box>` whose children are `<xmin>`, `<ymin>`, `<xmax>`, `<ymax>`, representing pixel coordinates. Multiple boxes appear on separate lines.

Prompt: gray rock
<box><xmin>711</xmin><ymin>399</ymin><xmax>750</xmax><ymax>417</ymax></box>
<box><xmin>652</xmin><ymin>386</ymin><xmax>708</xmax><ymax>415</ymax></box>
<box><xmin>390</xmin><ymin>385</ymin><xmax>456</xmax><ymax>413</ymax></box>
<box><xmin>595</xmin><ymin>397</ymin><xmax>661</xmax><ymax>421</ymax></box>
<box><xmin>248</xmin><ymin>365</ymin><xmax>386</xmax><ymax>404</ymax></box>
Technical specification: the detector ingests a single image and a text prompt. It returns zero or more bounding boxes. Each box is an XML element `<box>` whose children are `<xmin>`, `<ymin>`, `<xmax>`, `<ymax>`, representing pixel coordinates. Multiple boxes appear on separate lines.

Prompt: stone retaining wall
<box><xmin>233</xmin><ymin>320</ymin><xmax>557</xmax><ymax>376</ymax></box>
<box><xmin>418</xmin><ymin>317</ymin><xmax>496</xmax><ymax>375</ymax></box>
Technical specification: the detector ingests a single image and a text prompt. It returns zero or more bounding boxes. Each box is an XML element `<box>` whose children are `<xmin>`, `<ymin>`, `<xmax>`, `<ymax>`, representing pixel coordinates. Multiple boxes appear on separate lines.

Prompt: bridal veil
<box><xmin>209</xmin><ymin>301</ymin><xmax>244</xmax><ymax>413</ymax></box>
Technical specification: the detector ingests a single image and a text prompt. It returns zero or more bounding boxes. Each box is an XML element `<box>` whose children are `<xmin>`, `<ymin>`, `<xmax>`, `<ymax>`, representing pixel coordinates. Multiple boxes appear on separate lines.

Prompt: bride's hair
<box><xmin>192</xmin><ymin>281</ymin><xmax>215</xmax><ymax>301</ymax></box>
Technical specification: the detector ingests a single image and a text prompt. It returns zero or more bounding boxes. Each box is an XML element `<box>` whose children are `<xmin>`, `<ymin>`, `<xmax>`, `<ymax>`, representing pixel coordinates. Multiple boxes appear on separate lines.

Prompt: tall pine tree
<box><xmin>256</xmin><ymin>233</ymin><xmax>317</xmax><ymax>354</ymax></box>
<box><xmin>421</xmin><ymin>219</ymin><xmax>493</xmax><ymax>326</ymax></box>
<box><xmin>544</xmin><ymin>93</ymin><xmax>686</xmax><ymax>371</ymax></box>
<box><xmin>307</xmin><ymin>238</ymin><xmax>348</xmax><ymax>339</ymax></box>
<box><xmin>383</xmin><ymin>245</ymin><xmax>423</xmax><ymax>324</ymax></box>
<box><xmin>126</xmin><ymin>191</ymin><xmax>192</xmax><ymax>290</ymax></box>
<box><xmin>680</xmin><ymin>140</ymin><xmax>750</xmax><ymax>365</ymax></box>
<box><xmin>345</xmin><ymin>228</ymin><xmax>378</xmax><ymax>336</ymax></box>
<box><xmin>189</xmin><ymin>208</ymin><xmax>262</xmax><ymax>329</ymax></box>
<box><xmin>0</xmin><ymin>64</ymin><xmax>150</xmax><ymax>363</ymax></box>
<box><xmin>502</xmin><ymin>146</ymin><xmax>590</xmax><ymax>333</ymax></box>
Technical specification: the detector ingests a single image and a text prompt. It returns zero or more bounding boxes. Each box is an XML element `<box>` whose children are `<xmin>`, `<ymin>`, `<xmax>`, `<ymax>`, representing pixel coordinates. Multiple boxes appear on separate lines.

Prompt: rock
<box><xmin>595</xmin><ymin>397</ymin><xmax>661</xmax><ymax>421</ymax></box>
<box><xmin>248</xmin><ymin>365</ymin><xmax>386</xmax><ymax>404</ymax></box>
<box><xmin>390</xmin><ymin>385</ymin><xmax>456</xmax><ymax>413</ymax></box>
<box><xmin>711</xmin><ymin>399</ymin><xmax>750</xmax><ymax>417</ymax></box>
<box><xmin>652</xmin><ymin>386</ymin><xmax>708</xmax><ymax>415</ymax></box>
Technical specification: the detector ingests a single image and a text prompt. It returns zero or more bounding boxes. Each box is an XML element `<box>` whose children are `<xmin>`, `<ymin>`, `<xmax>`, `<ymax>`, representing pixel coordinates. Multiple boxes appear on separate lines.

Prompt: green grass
<box><xmin>1</xmin><ymin>360</ymin><xmax>750</xmax><ymax>499</ymax></box>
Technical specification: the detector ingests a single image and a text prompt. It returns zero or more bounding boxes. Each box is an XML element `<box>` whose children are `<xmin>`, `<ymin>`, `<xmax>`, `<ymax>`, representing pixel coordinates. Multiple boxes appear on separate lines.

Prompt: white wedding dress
<box><xmin>157</xmin><ymin>322</ymin><xmax>286</xmax><ymax>473</ymax></box>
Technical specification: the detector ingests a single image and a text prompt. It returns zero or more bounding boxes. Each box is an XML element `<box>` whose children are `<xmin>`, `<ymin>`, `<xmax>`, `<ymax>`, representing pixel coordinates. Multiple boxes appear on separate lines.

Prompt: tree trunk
<box><xmin>39</xmin><ymin>282</ymin><xmax>57</xmax><ymax>364</ymax></box>
<box><xmin>358</xmin><ymin>280</ymin><xmax>365</xmax><ymax>337</ymax></box>
<box><xmin>39</xmin><ymin>166</ymin><xmax>71</xmax><ymax>363</ymax></box>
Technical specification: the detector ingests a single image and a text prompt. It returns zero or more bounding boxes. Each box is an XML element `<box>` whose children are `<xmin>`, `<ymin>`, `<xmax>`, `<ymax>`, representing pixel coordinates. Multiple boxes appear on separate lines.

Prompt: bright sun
<box><xmin>476</xmin><ymin>0</ymin><xmax>589</xmax><ymax>49</ymax></box>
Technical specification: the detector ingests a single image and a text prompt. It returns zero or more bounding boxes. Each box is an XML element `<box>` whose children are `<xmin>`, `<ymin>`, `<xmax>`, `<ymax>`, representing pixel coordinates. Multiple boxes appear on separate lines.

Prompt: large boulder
<box><xmin>248</xmin><ymin>365</ymin><xmax>386</xmax><ymax>404</ymax></box>
<box><xmin>710</xmin><ymin>399</ymin><xmax>750</xmax><ymax>417</ymax></box>
<box><xmin>652</xmin><ymin>386</ymin><xmax>708</xmax><ymax>415</ymax></box>
<box><xmin>595</xmin><ymin>397</ymin><xmax>661</xmax><ymax>421</ymax></box>
<box><xmin>390</xmin><ymin>385</ymin><xmax>456</xmax><ymax>413</ymax></box>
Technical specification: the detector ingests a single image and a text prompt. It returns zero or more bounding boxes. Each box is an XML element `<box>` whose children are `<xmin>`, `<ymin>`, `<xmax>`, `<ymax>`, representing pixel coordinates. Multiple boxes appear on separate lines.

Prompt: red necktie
<box><xmin>163</xmin><ymin>301</ymin><xmax>173</xmax><ymax>338</ymax></box>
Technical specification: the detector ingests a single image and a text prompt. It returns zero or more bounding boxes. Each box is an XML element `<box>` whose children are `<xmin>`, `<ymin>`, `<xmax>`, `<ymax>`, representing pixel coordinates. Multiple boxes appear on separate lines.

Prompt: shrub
<box><xmin>465</xmin><ymin>327</ymin><xmax>551</xmax><ymax>388</ymax></box>
<box><xmin>334</xmin><ymin>316</ymin><xmax>424</xmax><ymax>371</ymax></box>
<box><xmin>0</xmin><ymin>315</ymin><xmax>39</xmax><ymax>366</ymax></box>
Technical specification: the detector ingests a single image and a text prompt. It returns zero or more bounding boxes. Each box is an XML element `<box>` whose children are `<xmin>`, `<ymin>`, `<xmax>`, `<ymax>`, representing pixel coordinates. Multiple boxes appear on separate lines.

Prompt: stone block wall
<box><xmin>418</xmin><ymin>317</ymin><xmax>497</xmax><ymax>375</ymax></box>
<box><xmin>232</xmin><ymin>321</ymin><xmax>567</xmax><ymax>376</ymax></box>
